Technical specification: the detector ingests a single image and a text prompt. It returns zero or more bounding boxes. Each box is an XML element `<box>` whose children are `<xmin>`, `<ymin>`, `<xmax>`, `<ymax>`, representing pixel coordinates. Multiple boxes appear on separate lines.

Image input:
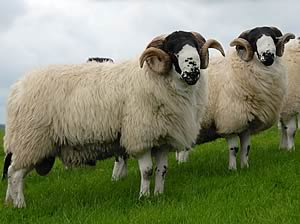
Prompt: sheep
<box><xmin>174</xmin><ymin>27</ymin><xmax>295</xmax><ymax>170</ymax></box>
<box><xmin>87</xmin><ymin>57</ymin><xmax>114</xmax><ymax>63</ymax></box>
<box><xmin>279</xmin><ymin>37</ymin><xmax>300</xmax><ymax>151</ymax></box>
<box><xmin>2</xmin><ymin>31</ymin><xmax>225</xmax><ymax>208</ymax></box>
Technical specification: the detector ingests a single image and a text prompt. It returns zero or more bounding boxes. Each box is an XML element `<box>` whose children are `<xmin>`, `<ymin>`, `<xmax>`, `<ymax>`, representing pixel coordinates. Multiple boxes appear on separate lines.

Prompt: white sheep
<box><xmin>175</xmin><ymin>27</ymin><xmax>295</xmax><ymax>170</ymax></box>
<box><xmin>2</xmin><ymin>31</ymin><xmax>225</xmax><ymax>208</ymax></box>
<box><xmin>279</xmin><ymin>37</ymin><xmax>300</xmax><ymax>151</ymax></box>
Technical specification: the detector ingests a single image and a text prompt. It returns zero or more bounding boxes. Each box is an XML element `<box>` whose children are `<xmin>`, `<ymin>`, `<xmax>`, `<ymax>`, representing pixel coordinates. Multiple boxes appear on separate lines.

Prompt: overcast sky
<box><xmin>0</xmin><ymin>0</ymin><xmax>299</xmax><ymax>124</ymax></box>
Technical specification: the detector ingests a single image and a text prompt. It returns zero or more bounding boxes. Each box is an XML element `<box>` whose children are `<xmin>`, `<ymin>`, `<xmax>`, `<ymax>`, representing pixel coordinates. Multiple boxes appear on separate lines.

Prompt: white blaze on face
<box><xmin>256</xmin><ymin>34</ymin><xmax>276</xmax><ymax>57</ymax></box>
<box><xmin>177</xmin><ymin>44</ymin><xmax>201</xmax><ymax>76</ymax></box>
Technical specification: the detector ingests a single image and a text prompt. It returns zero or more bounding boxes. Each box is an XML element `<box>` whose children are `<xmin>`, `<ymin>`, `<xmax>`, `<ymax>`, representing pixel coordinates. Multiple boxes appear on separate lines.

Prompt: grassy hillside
<box><xmin>0</xmin><ymin>127</ymin><xmax>300</xmax><ymax>223</ymax></box>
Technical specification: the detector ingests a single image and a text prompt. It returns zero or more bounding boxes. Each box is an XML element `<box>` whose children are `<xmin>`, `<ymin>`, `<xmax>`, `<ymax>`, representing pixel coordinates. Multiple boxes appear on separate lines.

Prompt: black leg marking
<box><xmin>162</xmin><ymin>165</ymin><xmax>168</xmax><ymax>179</ymax></box>
<box><xmin>143</xmin><ymin>168</ymin><xmax>153</xmax><ymax>179</ymax></box>
<box><xmin>115</xmin><ymin>156</ymin><xmax>119</xmax><ymax>162</ymax></box>
<box><xmin>246</xmin><ymin>145</ymin><xmax>250</xmax><ymax>157</ymax></box>
<box><xmin>2</xmin><ymin>152</ymin><xmax>12</xmax><ymax>180</ymax></box>
<box><xmin>230</xmin><ymin>147</ymin><xmax>238</xmax><ymax>155</ymax></box>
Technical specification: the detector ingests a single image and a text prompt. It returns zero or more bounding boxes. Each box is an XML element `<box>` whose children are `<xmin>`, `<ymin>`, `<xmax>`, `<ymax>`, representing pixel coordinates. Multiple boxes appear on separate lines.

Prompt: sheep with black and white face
<box><xmin>176</xmin><ymin>27</ymin><xmax>295</xmax><ymax>170</ymax></box>
<box><xmin>2</xmin><ymin>31</ymin><xmax>224</xmax><ymax>208</ymax></box>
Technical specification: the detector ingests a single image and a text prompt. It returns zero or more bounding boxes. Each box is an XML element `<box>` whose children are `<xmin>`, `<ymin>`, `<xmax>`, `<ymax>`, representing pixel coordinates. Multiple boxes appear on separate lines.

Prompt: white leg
<box><xmin>6</xmin><ymin>165</ymin><xmax>31</xmax><ymax>208</ymax></box>
<box><xmin>286</xmin><ymin>116</ymin><xmax>297</xmax><ymax>151</ymax></box>
<box><xmin>111</xmin><ymin>156</ymin><xmax>128</xmax><ymax>181</ymax></box>
<box><xmin>226</xmin><ymin>135</ymin><xmax>239</xmax><ymax>170</ymax></box>
<box><xmin>239</xmin><ymin>130</ymin><xmax>251</xmax><ymax>168</ymax></box>
<box><xmin>176</xmin><ymin>148</ymin><xmax>190</xmax><ymax>164</ymax></box>
<box><xmin>279</xmin><ymin>120</ymin><xmax>288</xmax><ymax>150</ymax></box>
<box><xmin>5</xmin><ymin>181</ymin><xmax>13</xmax><ymax>203</ymax></box>
<box><xmin>137</xmin><ymin>150</ymin><xmax>153</xmax><ymax>198</ymax></box>
<box><xmin>153</xmin><ymin>148</ymin><xmax>168</xmax><ymax>195</ymax></box>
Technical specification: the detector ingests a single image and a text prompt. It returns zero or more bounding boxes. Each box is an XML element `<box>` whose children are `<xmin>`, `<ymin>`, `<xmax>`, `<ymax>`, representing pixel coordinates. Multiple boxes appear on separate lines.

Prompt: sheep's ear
<box><xmin>139</xmin><ymin>47</ymin><xmax>172</xmax><ymax>74</ymax></box>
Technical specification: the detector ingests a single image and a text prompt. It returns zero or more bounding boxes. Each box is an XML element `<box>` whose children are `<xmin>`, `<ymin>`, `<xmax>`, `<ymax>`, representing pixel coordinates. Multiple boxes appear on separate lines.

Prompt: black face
<box><xmin>162</xmin><ymin>31</ymin><xmax>202</xmax><ymax>85</ymax></box>
<box><xmin>239</xmin><ymin>27</ymin><xmax>281</xmax><ymax>66</ymax></box>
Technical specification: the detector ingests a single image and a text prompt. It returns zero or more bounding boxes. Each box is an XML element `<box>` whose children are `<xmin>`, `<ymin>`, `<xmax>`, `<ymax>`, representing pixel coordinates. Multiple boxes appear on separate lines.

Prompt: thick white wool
<box><xmin>4</xmin><ymin>58</ymin><xmax>207</xmax><ymax>169</ymax></box>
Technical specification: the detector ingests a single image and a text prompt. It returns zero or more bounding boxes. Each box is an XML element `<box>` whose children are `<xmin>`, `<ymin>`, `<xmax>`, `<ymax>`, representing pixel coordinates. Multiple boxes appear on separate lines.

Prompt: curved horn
<box><xmin>276</xmin><ymin>33</ymin><xmax>295</xmax><ymax>56</ymax></box>
<box><xmin>139</xmin><ymin>35</ymin><xmax>172</xmax><ymax>74</ymax></box>
<box><xmin>191</xmin><ymin>32</ymin><xmax>206</xmax><ymax>46</ymax></box>
<box><xmin>200</xmin><ymin>39</ymin><xmax>226</xmax><ymax>69</ymax></box>
<box><xmin>139</xmin><ymin>47</ymin><xmax>172</xmax><ymax>74</ymax></box>
<box><xmin>139</xmin><ymin>47</ymin><xmax>169</xmax><ymax>68</ymax></box>
<box><xmin>146</xmin><ymin>34</ymin><xmax>167</xmax><ymax>49</ymax></box>
<box><xmin>230</xmin><ymin>38</ymin><xmax>254</xmax><ymax>62</ymax></box>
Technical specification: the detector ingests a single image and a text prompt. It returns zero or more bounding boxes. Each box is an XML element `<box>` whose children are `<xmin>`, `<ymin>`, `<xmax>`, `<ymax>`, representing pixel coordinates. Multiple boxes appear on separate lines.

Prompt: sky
<box><xmin>0</xmin><ymin>0</ymin><xmax>299</xmax><ymax>124</ymax></box>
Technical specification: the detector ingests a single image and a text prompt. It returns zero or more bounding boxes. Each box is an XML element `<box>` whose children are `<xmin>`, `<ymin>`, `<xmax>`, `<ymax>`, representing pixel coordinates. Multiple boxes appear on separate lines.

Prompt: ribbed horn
<box><xmin>200</xmin><ymin>39</ymin><xmax>225</xmax><ymax>69</ymax></box>
<box><xmin>276</xmin><ymin>33</ymin><xmax>295</xmax><ymax>56</ymax></box>
<box><xmin>230</xmin><ymin>38</ymin><xmax>254</xmax><ymax>62</ymax></box>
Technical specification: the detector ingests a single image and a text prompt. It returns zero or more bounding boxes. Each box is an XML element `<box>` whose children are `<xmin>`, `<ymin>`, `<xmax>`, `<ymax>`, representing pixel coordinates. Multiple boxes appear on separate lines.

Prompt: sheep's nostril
<box><xmin>262</xmin><ymin>52</ymin><xmax>274</xmax><ymax>58</ymax></box>
<box><xmin>260</xmin><ymin>52</ymin><xmax>274</xmax><ymax>66</ymax></box>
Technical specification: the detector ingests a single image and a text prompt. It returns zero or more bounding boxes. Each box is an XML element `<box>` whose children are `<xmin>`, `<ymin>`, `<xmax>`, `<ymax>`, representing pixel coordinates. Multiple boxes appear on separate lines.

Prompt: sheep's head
<box><xmin>140</xmin><ymin>31</ymin><xmax>225</xmax><ymax>85</ymax></box>
<box><xmin>87</xmin><ymin>57</ymin><xmax>114</xmax><ymax>63</ymax></box>
<box><xmin>230</xmin><ymin>26</ymin><xmax>295</xmax><ymax>66</ymax></box>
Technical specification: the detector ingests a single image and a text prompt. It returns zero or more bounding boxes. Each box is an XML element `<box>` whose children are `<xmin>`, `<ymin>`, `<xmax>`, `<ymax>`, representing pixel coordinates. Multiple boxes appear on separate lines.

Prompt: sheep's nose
<box><xmin>181</xmin><ymin>69</ymin><xmax>200</xmax><ymax>85</ymax></box>
<box><xmin>260</xmin><ymin>51</ymin><xmax>275</xmax><ymax>66</ymax></box>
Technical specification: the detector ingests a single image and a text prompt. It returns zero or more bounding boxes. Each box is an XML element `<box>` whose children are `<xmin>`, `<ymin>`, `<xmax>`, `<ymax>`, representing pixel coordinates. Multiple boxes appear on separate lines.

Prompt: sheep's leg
<box><xmin>111</xmin><ymin>155</ymin><xmax>128</xmax><ymax>181</ymax></box>
<box><xmin>297</xmin><ymin>113</ymin><xmax>300</xmax><ymax>129</ymax></box>
<box><xmin>286</xmin><ymin>116</ymin><xmax>297</xmax><ymax>151</ymax></box>
<box><xmin>6</xmin><ymin>165</ymin><xmax>32</xmax><ymax>208</ymax></box>
<box><xmin>279</xmin><ymin>120</ymin><xmax>288</xmax><ymax>150</ymax></box>
<box><xmin>226</xmin><ymin>135</ymin><xmax>239</xmax><ymax>170</ymax></box>
<box><xmin>175</xmin><ymin>150</ymin><xmax>179</xmax><ymax>161</ymax></box>
<box><xmin>277</xmin><ymin>120</ymin><xmax>282</xmax><ymax>130</ymax></box>
<box><xmin>239</xmin><ymin>130</ymin><xmax>251</xmax><ymax>168</ymax></box>
<box><xmin>154</xmin><ymin>148</ymin><xmax>168</xmax><ymax>195</ymax></box>
<box><xmin>137</xmin><ymin>150</ymin><xmax>153</xmax><ymax>198</ymax></box>
<box><xmin>175</xmin><ymin>148</ymin><xmax>190</xmax><ymax>163</ymax></box>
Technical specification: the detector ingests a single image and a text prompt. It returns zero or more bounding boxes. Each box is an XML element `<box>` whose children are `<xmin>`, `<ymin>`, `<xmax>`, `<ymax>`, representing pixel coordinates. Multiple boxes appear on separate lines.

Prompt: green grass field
<box><xmin>0</xmin><ymin>127</ymin><xmax>300</xmax><ymax>224</ymax></box>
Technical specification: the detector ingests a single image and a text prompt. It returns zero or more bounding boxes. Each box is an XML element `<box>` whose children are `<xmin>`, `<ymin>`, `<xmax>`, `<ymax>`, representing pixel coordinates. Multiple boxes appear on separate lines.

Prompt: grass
<box><xmin>0</xmin><ymin>127</ymin><xmax>300</xmax><ymax>223</ymax></box>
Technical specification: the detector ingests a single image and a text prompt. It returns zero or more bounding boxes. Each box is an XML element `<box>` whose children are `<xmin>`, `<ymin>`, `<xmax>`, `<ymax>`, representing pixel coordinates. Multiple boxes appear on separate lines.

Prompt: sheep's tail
<box><xmin>2</xmin><ymin>152</ymin><xmax>12</xmax><ymax>180</ymax></box>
